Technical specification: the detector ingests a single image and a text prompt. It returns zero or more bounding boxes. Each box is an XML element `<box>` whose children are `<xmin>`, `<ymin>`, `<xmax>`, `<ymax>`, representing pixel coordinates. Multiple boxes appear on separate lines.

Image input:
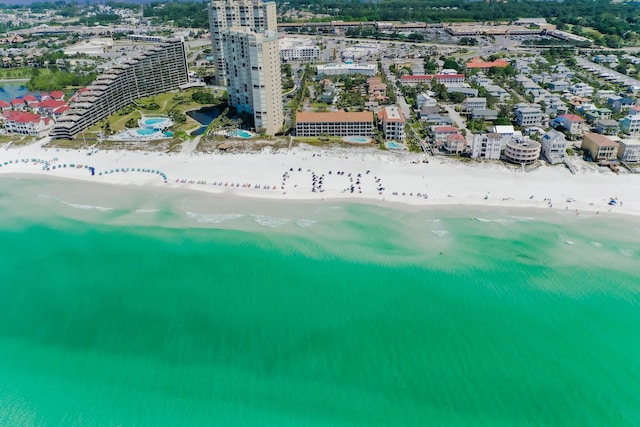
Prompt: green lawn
<box><xmin>0</xmin><ymin>67</ymin><xmax>32</xmax><ymax>79</ymax></box>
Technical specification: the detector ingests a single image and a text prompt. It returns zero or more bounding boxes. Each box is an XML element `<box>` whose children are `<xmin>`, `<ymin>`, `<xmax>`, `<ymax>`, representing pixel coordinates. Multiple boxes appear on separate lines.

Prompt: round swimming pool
<box><xmin>144</xmin><ymin>118</ymin><xmax>165</xmax><ymax>125</ymax></box>
<box><xmin>343</xmin><ymin>136</ymin><xmax>372</xmax><ymax>144</ymax></box>
<box><xmin>228</xmin><ymin>130</ymin><xmax>253</xmax><ymax>138</ymax></box>
<box><xmin>140</xmin><ymin>117</ymin><xmax>173</xmax><ymax>130</ymax></box>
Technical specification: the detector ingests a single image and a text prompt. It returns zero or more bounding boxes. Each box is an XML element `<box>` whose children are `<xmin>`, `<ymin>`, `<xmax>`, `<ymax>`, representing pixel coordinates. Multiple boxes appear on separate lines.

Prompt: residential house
<box><xmin>416</xmin><ymin>93</ymin><xmax>437</xmax><ymax>109</ymax></box>
<box><xmin>541</xmin><ymin>129</ymin><xmax>568</xmax><ymax>164</ymax></box>
<box><xmin>594</xmin><ymin>89</ymin><xmax>616</xmax><ymax>102</ymax></box>
<box><xmin>471</xmin><ymin>133</ymin><xmax>502</xmax><ymax>160</ymax></box>
<box><xmin>584</xmin><ymin>108</ymin><xmax>612</xmax><ymax>124</ymax></box>
<box><xmin>431</xmin><ymin>126</ymin><xmax>461</xmax><ymax>144</ymax></box>
<box><xmin>619</xmin><ymin>106</ymin><xmax>640</xmax><ymax>135</ymax></box>
<box><xmin>22</xmin><ymin>94</ymin><xmax>39</xmax><ymax>108</ymax></box>
<box><xmin>1</xmin><ymin>111</ymin><xmax>52</xmax><ymax>136</ymax></box>
<box><xmin>422</xmin><ymin>113</ymin><xmax>454</xmax><ymax>126</ymax></box>
<box><xmin>581</xmin><ymin>133</ymin><xmax>619</xmax><ymax>163</ymax></box>
<box><xmin>608</xmin><ymin>95</ymin><xmax>635</xmax><ymax>111</ymax></box>
<box><xmin>377</xmin><ymin>106</ymin><xmax>405</xmax><ymax>142</ymax></box>
<box><xmin>504</xmin><ymin>137</ymin><xmax>541</xmax><ymax>164</ymax></box>
<box><xmin>0</xmin><ymin>100</ymin><xmax>11</xmax><ymax>112</ymax></box>
<box><xmin>568</xmin><ymin>83</ymin><xmax>594</xmax><ymax>98</ymax></box>
<box><xmin>472</xmin><ymin>109</ymin><xmax>498</xmax><ymax>121</ymax></box>
<box><xmin>595</xmin><ymin>119</ymin><xmax>619</xmax><ymax>135</ymax></box>
<box><xmin>485</xmin><ymin>84</ymin><xmax>510</xmax><ymax>102</ymax></box>
<box><xmin>551</xmin><ymin>114</ymin><xmax>587</xmax><ymax>136</ymax></box>
<box><xmin>514</xmin><ymin>105</ymin><xmax>543</xmax><ymax>127</ymax></box>
<box><xmin>10</xmin><ymin>98</ymin><xmax>27</xmax><ymax>111</ymax></box>
<box><xmin>549</xmin><ymin>80</ymin><xmax>569</xmax><ymax>92</ymax></box>
<box><xmin>49</xmin><ymin>91</ymin><xmax>65</xmax><ymax>101</ymax></box>
<box><xmin>443</xmin><ymin>133</ymin><xmax>467</xmax><ymax>154</ymax></box>
<box><xmin>462</xmin><ymin>97</ymin><xmax>487</xmax><ymax>114</ymax></box>
<box><xmin>618</xmin><ymin>140</ymin><xmax>640</xmax><ymax>162</ymax></box>
<box><xmin>445</xmin><ymin>85</ymin><xmax>478</xmax><ymax>97</ymax></box>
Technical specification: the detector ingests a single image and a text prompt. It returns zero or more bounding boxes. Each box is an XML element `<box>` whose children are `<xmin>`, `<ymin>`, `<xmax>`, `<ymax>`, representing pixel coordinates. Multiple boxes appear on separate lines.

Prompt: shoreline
<box><xmin>1</xmin><ymin>138</ymin><xmax>639</xmax><ymax>218</ymax></box>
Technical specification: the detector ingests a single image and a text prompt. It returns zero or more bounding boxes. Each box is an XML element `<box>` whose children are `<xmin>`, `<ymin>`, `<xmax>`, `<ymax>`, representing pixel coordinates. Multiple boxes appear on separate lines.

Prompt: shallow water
<box><xmin>0</xmin><ymin>176</ymin><xmax>639</xmax><ymax>426</ymax></box>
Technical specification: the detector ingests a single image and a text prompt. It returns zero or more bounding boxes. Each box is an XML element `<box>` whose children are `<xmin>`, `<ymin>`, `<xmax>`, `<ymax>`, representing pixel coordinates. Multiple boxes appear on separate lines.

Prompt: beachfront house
<box><xmin>568</xmin><ymin>83</ymin><xmax>594</xmax><ymax>98</ymax></box>
<box><xmin>541</xmin><ymin>129</ymin><xmax>568</xmax><ymax>164</ymax></box>
<box><xmin>377</xmin><ymin>106</ymin><xmax>406</xmax><ymax>142</ymax></box>
<box><xmin>617</xmin><ymin>140</ymin><xmax>640</xmax><ymax>163</ymax></box>
<box><xmin>431</xmin><ymin>126</ymin><xmax>461</xmax><ymax>145</ymax></box>
<box><xmin>504</xmin><ymin>138</ymin><xmax>541</xmax><ymax>164</ymax></box>
<box><xmin>1</xmin><ymin>111</ymin><xmax>52</xmax><ymax>136</ymax></box>
<box><xmin>471</xmin><ymin>133</ymin><xmax>502</xmax><ymax>160</ymax></box>
<box><xmin>443</xmin><ymin>133</ymin><xmax>467</xmax><ymax>155</ymax></box>
<box><xmin>619</xmin><ymin>106</ymin><xmax>640</xmax><ymax>135</ymax></box>
<box><xmin>581</xmin><ymin>133</ymin><xmax>619</xmax><ymax>163</ymax></box>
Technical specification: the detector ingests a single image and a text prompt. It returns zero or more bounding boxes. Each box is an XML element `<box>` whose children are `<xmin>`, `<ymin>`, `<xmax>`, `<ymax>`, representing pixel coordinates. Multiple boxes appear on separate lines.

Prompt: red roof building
<box><xmin>1</xmin><ymin>111</ymin><xmax>52</xmax><ymax>136</ymax></box>
<box><xmin>50</xmin><ymin>91</ymin><xmax>65</xmax><ymax>101</ymax></box>
<box><xmin>400</xmin><ymin>74</ymin><xmax>465</xmax><ymax>86</ymax></box>
<box><xmin>465</xmin><ymin>57</ymin><xmax>510</xmax><ymax>71</ymax></box>
<box><xmin>0</xmin><ymin>100</ymin><xmax>11</xmax><ymax>111</ymax></box>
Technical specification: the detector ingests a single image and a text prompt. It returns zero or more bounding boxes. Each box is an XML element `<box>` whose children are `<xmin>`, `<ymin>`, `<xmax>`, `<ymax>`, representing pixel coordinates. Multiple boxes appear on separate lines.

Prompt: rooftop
<box><xmin>296</xmin><ymin>111</ymin><xmax>374</xmax><ymax>123</ymax></box>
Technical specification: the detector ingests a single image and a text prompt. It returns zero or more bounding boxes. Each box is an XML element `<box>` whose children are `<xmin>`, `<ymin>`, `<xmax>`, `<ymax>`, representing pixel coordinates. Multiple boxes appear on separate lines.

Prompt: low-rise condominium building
<box><xmin>295</xmin><ymin>111</ymin><xmax>374</xmax><ymax>137</ymax></box>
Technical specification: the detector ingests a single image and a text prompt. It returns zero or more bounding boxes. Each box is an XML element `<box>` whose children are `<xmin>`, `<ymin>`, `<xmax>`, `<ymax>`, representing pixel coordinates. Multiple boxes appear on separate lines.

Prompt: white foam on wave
<box><xmin>473</xmin><ymin>217</ymin><xmax>515</xmax><ymax>226</ymax></box>
<box><xmin>295</xmin><ymin>219</ymin><xmax>317</xmax><ymax>228</ymax></box>
<box><xmin>59</xmin><ymin>200</ymin><xmax>112</xmax><ymax>212</ymax></box>
<box><xmin>252</xmin><ymin>215</ymin><xmax>290</xmax><ymax>228</ymax></box>
<box><xmin>590</xmin><ymin>241</ymin><xmax>602</xmax><ymax>248</ymax></box>
<box><xmin>558</xmin><ymin>234</ymin><xmax>575</xmax><ymax>245</ymax></box>
<box><xmin>431</xmin><ymin>230</ymin><xmax>450</xmax><ymax>237</ymax></box>
<box><xmin>620</xmin><ymin>249</ymin><xmax>634</xmax><ymax>257</ymax></box>
<box><xmin>135</xmin><ymin>208</ymin><xmax>160</xmax><ymax>214</ymax></box>
<box><xmin>185</xmin><ymin>211</ymin><xmax>244</xmax><ymax>223</ymax></box>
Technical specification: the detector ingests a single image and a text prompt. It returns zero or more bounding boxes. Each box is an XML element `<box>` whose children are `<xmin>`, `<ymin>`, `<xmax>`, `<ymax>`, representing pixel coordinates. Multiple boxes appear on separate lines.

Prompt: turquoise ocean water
<box><xmin>1</xmin><ymin>176</ymin><xmax>639</xmax><ymax>426</ymax></box>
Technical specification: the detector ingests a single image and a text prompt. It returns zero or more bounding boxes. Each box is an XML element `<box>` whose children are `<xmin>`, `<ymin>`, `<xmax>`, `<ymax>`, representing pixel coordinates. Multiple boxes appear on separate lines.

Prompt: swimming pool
<box><xmin>140</xmin><ymin>117</ymin><xmax>173</xmax><ymax>130</ymax></box>
<box><xmin>343</xmin><ymin>136</ymin><xmax>372</xmax><ymax>144</ymax></box>
<box><xmin>386</xmin><ymin>141</ymin><xmax>405</xmax><ymax>149</ymax></box>
<box><xmin>228</xmin><ymin>130</ymin><xmax>253</xmax><ymax>138</ymax></box>
<box><xmin>137</xmin><ymin>128</ymin><xmax>160</xmax><ymax>136</ymax></box>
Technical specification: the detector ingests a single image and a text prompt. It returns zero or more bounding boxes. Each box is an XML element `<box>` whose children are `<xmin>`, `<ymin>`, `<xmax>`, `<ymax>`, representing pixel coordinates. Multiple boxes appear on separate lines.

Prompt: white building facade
<box><xmin>471</xmin><ymin>133</ymin><xmax>502</xmax><ymax>160</ymax></box>
<box><xmin>221</xmin><ymin>28</ymin><xmax>283</xmax><ymax>136</ymax></box>
<box><xmin>208</xmin><ymin>0</ymin><xmax>277</xmax><ymax>85</ymax></box>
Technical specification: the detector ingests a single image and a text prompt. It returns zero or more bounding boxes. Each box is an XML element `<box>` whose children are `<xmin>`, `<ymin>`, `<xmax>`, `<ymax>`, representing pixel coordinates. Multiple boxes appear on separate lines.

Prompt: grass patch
<box><xmin>0</xmin><ymin>67</ymin><xmax>32</xmax><ymax>79</ymax></box>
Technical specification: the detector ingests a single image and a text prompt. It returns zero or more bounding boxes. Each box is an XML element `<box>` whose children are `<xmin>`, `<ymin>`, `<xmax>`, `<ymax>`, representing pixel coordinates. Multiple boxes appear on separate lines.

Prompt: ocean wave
<box><xmin>473</xmin><ymin>217</ymin><xmax>515</xmax><ymax>226</ymax></box>
<box><xmin>59</xmin><ymin>200</ymin><xmax>112</xmax><ymax>212</ymax></box>
<box><xmin>135</xmin><ymin>209</ymin><xmax>160</xmax><ymax>214</ymax></box>
<box><xmin>620</xmin><ymin>249</ymin><xmax>634</xmax><ymax>257</ymax></box>
<box><xmin>185</xmin><ymin>212</ymin><xmax>244</xmax><ymax>223</ymax></box>
<box><xmin>431</xmin><ymin>230</ymin><xmax>450</xmax><ymax>237</ymax></box>
<box><xmin>295</xmin><ymin>219</ymin><xmax>317</xmax><ymax>228</ymax></box>
<box><xmin>252</xmin><ymin>215</ymin><xmax>290</xmax><ymax>228</ymax></box>
<box><xmin>590</xmin><ymin>241</ymin><xmax>602</xmax><ymax>248</ymax></box>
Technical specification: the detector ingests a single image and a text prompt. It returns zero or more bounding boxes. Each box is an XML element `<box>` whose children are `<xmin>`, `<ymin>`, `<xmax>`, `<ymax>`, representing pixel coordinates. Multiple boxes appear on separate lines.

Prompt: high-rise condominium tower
<box><xmin>221</xmin><ymin>27</ymin><xmax>283</xmax><ymax>136</ymax></box>
<box><xmin>208</xmin><ymin>0</ymin><xmax>276</xmax><ymax>86</ymax></box>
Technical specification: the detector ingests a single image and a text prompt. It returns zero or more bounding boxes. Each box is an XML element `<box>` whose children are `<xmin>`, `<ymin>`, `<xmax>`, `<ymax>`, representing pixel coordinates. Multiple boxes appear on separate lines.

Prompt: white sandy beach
<box><xmin>1</xmin><ymin>137</ymin><xmax>639</xmax><ymax>217</ymax></box>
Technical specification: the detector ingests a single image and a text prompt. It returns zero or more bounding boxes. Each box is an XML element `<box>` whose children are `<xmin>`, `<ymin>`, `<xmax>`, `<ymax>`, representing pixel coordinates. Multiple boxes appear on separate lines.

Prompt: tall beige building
<box><xmin>208</xmin><ymin>0</ymin><xmax>276</xmax><ymax>86</ymax></box>
<box><xmin>221</xmin><ymin>28</ymin><xmax>283</xmax><ymax>136</ymax></box>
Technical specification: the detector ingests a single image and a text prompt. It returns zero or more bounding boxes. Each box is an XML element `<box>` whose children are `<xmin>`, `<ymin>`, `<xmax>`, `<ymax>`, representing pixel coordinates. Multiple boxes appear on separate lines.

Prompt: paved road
<box><xmin>443</xmin><ymin>104</ymin><xmax>474</xmax><ymax>145</ymax></box>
